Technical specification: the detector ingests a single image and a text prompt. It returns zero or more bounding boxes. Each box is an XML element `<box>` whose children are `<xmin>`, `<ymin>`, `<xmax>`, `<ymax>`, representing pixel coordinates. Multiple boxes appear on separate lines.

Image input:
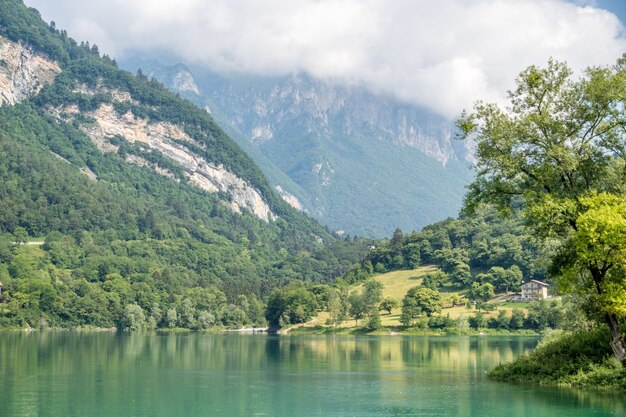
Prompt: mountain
<box><xmin>0</xmin><ymin>0</ymin><xmax>367</xmax><ymax>330</ymax></box>
<box><xmin>120</xmin><ymin>57</ymin><xmax>474</xmax><ymax>237</ymax></box>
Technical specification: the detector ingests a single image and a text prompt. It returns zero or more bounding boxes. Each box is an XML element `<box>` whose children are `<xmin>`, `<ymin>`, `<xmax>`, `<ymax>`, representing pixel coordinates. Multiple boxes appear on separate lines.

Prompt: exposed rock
<box><xmin>186</xmin><ymin>72</ymin><xmax>471</xmax><ymax>165</ymax></box>
<box><xmin>312</xmin><ymin>162</ymin><xmax>334</xmax><ymax>187</ymax></box>
<box><xmin>79</xmin><ymin>167</ymin><xmax>98</xmax><ymax>181</ymax></box>
<box><xmin>172</xmin><ymin>70</ymin><xmax>199</xmax><ymax>94</ymax></box>
<box><xmin>0</xmin><ymin>36</ymin><xmax>61</xmax><ymax>106</ymax></box>
<box><xmin>74</xmin><ymin>82</ymin><xmax>136</xmax><ymax>104</ymax></box>
<box><xmin>251</xmin><ymin>125</ymin><xmax>273</xmax><ymax>144</ymax></box>
<box><xmin>275</xmin><ymin>185</ymin><xmax>304</xmax><ymax>211</ymax></box>
<box><xmin>51</xmin><ymin>103</ymin><xmax>276</xmax><ymax>221</ymax></box>
<box><xmin>124</xmin><ymin>154</ymin><xmax>176</xmax><ymax>180</ymax></box>
<box><xmin>49</xmin><ymin>151</ymin><xmax>71</xmax><ymax>164</ymax></box>
<box><xmin>118</xmin><ymin>59</ymin><xmax>474</xmax><ymax>236</ymax></box>
<box><xmin>50</xmin><ymin>150</ymin><xmax>97</xmax><ymax>181</ymax></box>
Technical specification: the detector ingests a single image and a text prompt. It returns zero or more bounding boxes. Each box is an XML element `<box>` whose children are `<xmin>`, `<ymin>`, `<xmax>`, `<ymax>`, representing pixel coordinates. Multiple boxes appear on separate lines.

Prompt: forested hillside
<box><xmin>343</xmin><ymin>204</ymin><xmax>547</xmax><ymax>287</ymax></box>
<box><xmin>264</xmin><ymin>204</ymin><xmax>554</xmax><ymax>331</ymax></box>
<box><xmin>0</xmin><ymin>0</ymin><xmax>368</xmax><ymax>330</ymax></box>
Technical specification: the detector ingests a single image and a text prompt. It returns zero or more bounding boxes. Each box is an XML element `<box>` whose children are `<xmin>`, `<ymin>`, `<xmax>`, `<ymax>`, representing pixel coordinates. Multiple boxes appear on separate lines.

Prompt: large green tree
<box><xmin>400</xmin><ymin>286</ymin><xmax>443</xmax><ymax>326</ymax></box>
<box><xmin>458</xmin><ymin>58</ymin><xmax>626</xmax><ymax>360</ymax></box>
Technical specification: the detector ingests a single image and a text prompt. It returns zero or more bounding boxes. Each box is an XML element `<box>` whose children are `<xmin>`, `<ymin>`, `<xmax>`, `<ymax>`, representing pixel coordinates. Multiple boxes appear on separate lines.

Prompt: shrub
<box><xmin>488</xmin><ymin>326</ymin><xmax>624</xmax><ymax>389</ymax></box>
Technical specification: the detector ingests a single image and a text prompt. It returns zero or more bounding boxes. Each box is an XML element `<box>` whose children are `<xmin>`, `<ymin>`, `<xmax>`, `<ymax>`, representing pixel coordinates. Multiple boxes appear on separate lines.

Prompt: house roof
<box><xmin>522</xmin><ymin>279</ymin><xmax>549</xmax><ymax>287</ymax></box>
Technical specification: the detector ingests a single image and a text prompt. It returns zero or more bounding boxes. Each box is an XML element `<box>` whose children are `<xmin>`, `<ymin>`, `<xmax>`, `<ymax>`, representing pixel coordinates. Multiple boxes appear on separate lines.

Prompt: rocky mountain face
<box><xmin>0</xmin><ymin>35</ymin><xmax>60</xmax><ymax>105</ymax></box>
<box><xmin>121</xmin><ymin>59</ymin><xmax>474</xmax><ymax>237</ymax></box>
<box><xmin>0</xmin><ymin>35</ymin><xmax>279</xmax><ymax>222</ymax></box>
<box><xmin>198</xmin><ymin>72</ymin><xmax>471</xmax><ymax>165</ymax></box>
<box><xmin>47</xmin><ymin>82</ymin><xmax>275</xmax><ymax>221</ymax></box>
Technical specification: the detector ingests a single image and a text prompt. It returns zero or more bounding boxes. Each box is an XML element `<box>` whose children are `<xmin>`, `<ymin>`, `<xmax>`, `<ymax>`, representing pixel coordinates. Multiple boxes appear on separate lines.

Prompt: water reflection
<box><xmin>0</xmin><ymin>332</ymin><xmax>622</xmax><ymax>417</ymax></box>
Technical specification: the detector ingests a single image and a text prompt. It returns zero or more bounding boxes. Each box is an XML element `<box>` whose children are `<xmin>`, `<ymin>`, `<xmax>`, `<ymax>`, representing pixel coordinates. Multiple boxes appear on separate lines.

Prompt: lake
<box><xmin>0</xmin><ymin>332</ymin><xmax>623</xmax><ymax>416</ymax></box>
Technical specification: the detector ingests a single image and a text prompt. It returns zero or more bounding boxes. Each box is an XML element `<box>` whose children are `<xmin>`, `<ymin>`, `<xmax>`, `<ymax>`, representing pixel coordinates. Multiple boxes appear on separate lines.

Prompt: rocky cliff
<box><xmin>205</xmin><ymin>73</ymin><xmax>472</xmax><ymax>165</ymax></box>
<box><xmin>121</xmin><ymin>58</ymin><xmax>474</xmax><ymax>237</ymax></box>
<box><xmin>46</xmin><ymin>82</ymin><xmax>275</xmax><ymax>221</ymax></box>
<box><xmin>0</xmin><ymin>35</ymin><xmax>60</xmax><ymax>106</ymax></box>
<box><xmin>0</xmin><ymin>35</ymin><xmax>277</xmax><ymax>222</ymax></box>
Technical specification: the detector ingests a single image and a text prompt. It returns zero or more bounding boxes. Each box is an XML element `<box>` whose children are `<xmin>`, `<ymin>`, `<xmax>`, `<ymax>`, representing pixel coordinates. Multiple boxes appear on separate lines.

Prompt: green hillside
<box><xmin>0</xmin><ymin>0</ymin><xmax>368</xmax><ymax>330</ymax></box>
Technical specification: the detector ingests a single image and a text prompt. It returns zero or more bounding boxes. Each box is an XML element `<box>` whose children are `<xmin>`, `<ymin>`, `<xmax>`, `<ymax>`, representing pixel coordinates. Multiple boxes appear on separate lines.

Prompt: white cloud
<box><xmin>26</xmin><ymin>0</ymin><xmax>626</xmax><ymax>118</ymax></box>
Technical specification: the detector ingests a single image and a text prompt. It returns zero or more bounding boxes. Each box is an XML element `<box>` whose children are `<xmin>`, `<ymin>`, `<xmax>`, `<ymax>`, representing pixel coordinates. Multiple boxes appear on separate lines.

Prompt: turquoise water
<box><xmin>0</xmin><ymin>333</ymin><xmax>623</xmax><ymax>416</ymax></box>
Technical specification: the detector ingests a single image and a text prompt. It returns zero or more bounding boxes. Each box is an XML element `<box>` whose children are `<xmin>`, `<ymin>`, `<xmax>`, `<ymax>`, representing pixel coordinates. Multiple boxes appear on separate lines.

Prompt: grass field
<box><xmin>353</xmin><ymin>266</ymin><xmax>436</xmax><ymax>299</ymax></box>
<box><xmin>300</xmin><ymin>266</ymin><xmax>530</xmax><ymax>332</ymax></box>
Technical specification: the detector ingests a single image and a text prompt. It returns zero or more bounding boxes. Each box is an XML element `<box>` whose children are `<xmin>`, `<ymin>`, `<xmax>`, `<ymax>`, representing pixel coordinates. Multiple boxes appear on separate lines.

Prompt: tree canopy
<box><xmin>458</xmin><ymin>57</ymin><xmax>626</xmax><ymax>360</ymax></box>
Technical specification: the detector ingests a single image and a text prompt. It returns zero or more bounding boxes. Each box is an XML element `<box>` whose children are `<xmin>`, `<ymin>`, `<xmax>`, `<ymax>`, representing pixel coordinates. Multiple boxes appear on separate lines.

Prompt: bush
<box><xmin>488</xmin><ymin>326</ymin><xmax>625</xmax><ymax>389</ymax></box>
<box><xmin>366</xmin><ymin>311</ymin><xmax>382</xmax><ymax>330</ymax></box>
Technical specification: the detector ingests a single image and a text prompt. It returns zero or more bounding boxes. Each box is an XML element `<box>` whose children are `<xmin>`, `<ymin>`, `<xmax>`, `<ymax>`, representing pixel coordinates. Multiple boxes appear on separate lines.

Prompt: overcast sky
<box><xmin>25</xmin><ymin>0</ymin><xmax>626</xmax><ymax>118</ymax></box>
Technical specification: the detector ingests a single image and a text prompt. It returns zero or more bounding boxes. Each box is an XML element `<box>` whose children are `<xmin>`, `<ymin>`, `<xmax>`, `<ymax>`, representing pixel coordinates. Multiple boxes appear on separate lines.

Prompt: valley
<box><xmin>0</xmin><ymin>0</ymin><xmax>625</xmax><ymax>406</ymax></box>
<box><xmin>120</xmin><ymin>58</ymin><xmax>473</xmax><ymax>237</ymax></box>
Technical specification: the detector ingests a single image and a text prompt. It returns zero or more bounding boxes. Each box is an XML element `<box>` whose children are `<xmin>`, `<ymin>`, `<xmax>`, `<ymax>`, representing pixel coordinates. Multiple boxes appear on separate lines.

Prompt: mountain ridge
<box><xmin>121</xmin><ymin>57</ymin><xmax>474</xmax><ymax>237</ymax></box>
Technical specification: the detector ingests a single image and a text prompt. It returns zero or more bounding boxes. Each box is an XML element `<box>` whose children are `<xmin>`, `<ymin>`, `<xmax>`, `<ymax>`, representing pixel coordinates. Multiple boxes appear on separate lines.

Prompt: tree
<box><xmin>525</xmin><ymin>300</ymin><xmax>564</xmax><ymax>330</ymax></box>
<box><xmin>469</xmin><ymin>312</ymin><xmax>487</xmax><ymax>329</ymax></box>
<box><xmin>366</xmin><ymin>310</ymin><xmax>383</xmax><ymax>330</ymax></box>
<box><xmin>362</xmin><ymin>280</ymin><xmax>383</xmax><ymax>314</ymax></box>
<box><xmin>166</xmin><ymin>308</ymin><xmax>178</xmax><ymax>328</ymax></box>
<box><xmin>379</xmin><ymin>297</ymin><xmax>399</xmax><ymax>315</ymax></box>
<box><xmin>468</xmin><ymin>282</ymin><xmax>494</xmax><ymax>302</ymax></box>
<box><xmin>197</xmin><ymin>311</ymin><xmax>216</xmax><ymax>329</ymax></box>
<box><xmin>503</xmin><ymin>265</ymin><xmax>523</xmax><ymax>293</ymax></box>
<box><xmin>123</xmin><ymin>304</ymin><xmax>146</xmax><ymax>331</ymax></box>
<box><xmin>265</xmin><ymin>286</ymin><xmax>318</xmax><ymax>330</ymax></box>
<box><xmin>450</xmin><ymin>294</ymin><xmax>461</xmax><ymax>307</ymax></box>
<box><xmin>177</xmin><ymin>298</ymin><xmax>196</xmax><ymax>328</ymax></box>
<box><xmin>390</xmin><ymin>228</ymin><xmax>404</xmax><ymax>255</ymax></box>
<box><xmin>494</xmin><ymin>310</ymin><xmax>510</xmax><ymax>329</ymax></box>
<box><xmin>458</xmin><ymin>58</ymin><xmax>626</xmax><ymax>360</ymax></box>
<box><xmin>13</xmin><ymin>227</ymin><xmax>28</xmax><ymax>245</ymax></box>
<box><xmin>348</xmin><ymin>292</ymin><xmax>368</xmax><ymax>326</ymax></box>
<box><xmin>400</xmin><ymin>286</ymin><xmax>443</xmax><ymax>326</ymax></box>
<box><xmin>509</xmin><ymin>308</ymin><xmax>525</xmax><ymax>330</ymax></box>
<box><xmin>326</xmin><ymin>287</ymin><xmax>344</xmax><ymax>325</ymax></box>
<box><xmin>421</xmin><ymin>270</ymin><xmax>448</xmax><ymax>290</ymax></box>
<box><xmin>403</xmin><ymin>243</ymin><xmax>421</xmax><ymax>268</ymax></box>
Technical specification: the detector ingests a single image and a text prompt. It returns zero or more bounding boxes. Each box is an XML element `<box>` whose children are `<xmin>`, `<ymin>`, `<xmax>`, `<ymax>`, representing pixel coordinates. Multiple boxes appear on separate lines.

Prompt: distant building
<box><xmin>521</xmin><ymin>280</ymin><xmax>549</xmax><ymax>300</ymax></box>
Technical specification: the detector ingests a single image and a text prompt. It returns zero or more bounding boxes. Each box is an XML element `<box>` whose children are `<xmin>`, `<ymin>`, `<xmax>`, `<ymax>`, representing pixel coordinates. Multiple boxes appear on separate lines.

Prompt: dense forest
<box><xmin>0</xmin><ymin>0</ymin><xmax>369</xmax><ymax>330</ymax></box>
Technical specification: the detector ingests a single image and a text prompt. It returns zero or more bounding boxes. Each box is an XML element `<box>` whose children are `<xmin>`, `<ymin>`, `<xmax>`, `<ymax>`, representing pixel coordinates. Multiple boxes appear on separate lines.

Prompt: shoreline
<box><xmin>0</xmin><ymin>326</ymin><xmax>540</xmax><ymax>336</ymax></box>
<box><xmin>284</xmin><ymin>324</ymin><xmax>541</xmax><ymax>336</ymax></box>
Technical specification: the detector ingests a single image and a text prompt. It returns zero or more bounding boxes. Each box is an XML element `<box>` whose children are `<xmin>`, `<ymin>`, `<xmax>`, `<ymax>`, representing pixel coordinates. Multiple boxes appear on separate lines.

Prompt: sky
<box><xmin>25</xmin><ymin>0</ymin><xmax>626</xmax><ymax>119</ymax></box>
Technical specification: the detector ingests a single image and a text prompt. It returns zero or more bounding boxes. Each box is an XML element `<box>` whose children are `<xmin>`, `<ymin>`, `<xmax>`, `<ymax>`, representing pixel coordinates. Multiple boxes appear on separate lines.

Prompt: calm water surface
<box><xmin>0</xmin><ymin>333</ymin><xmax>623</xmax><ymax>416</ymax></box>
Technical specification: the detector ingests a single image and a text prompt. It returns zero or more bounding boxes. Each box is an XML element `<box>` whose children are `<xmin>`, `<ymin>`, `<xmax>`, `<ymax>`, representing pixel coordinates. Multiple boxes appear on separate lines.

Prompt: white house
<box><xmin>520</xmin><ymin>279</ymin><xmax>549</xmax><ymax>300</ymax></box>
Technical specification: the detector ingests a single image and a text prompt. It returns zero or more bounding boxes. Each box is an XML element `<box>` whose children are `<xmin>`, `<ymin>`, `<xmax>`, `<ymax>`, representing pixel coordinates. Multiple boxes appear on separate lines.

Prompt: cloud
<box><xmin>26</xmin><ymin>0</ymin><xmax>626</xmax><ymax>118</ymax></box>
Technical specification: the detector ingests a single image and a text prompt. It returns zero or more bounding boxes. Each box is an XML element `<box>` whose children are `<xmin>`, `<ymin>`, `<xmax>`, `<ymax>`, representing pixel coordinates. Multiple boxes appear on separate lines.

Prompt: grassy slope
<box><xmin>301</xmin><ymin>266</ymin><xmax>530</xmax><ymax>333</ymax></box>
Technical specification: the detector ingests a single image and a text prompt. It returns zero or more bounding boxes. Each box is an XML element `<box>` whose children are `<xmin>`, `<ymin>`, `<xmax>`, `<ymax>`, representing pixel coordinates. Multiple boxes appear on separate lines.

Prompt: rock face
<box><xmin>172</xmin><ymin>70</ymin><xmax>199</xmax><ymax>94</ymax></box>
<box><xmin>49</xmin><ymin>89</ymin><xmax>276</xmax><ymax>222</ymax></box>
<box><xmin>0</xmin><ymin>36</ymin><xmax>61</xmax><ymax>106</ymax></box>
<box><xmin>120</xmin><ymin>59</ymin><xmax>473</xmax><ymax>237</ymax></box>
<box><xmin>189</xmin><ymin>72</ymin><xmax>472</xmax><ymax>166</ymax></box>
<box><xmin>275</xmin><ymin>185</ymin><xmax>304</xmax><ymax>211</ymax></box>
